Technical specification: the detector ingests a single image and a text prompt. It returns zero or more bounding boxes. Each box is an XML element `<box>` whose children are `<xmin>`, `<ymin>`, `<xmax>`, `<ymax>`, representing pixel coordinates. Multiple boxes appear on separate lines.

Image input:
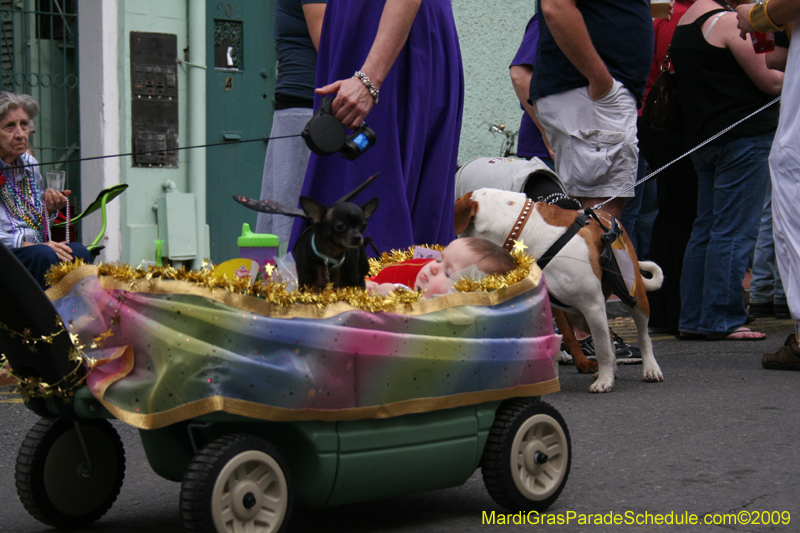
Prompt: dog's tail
<box><xmin>639</xmin><ymin>261</ymin><xmax>664</xmax><ymax>291</ymax></box>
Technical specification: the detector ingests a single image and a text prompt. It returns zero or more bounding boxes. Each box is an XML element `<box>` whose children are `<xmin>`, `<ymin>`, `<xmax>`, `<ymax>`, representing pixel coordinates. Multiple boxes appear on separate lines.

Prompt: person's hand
<box><xmin>316</xmin><ymin>76</ymin><xmax>376</xmax><ymax>129</ymax></box>
<box><xmin>364</xmin><ymin>280</ymin><xmax>398</xmax><ymax>296</ymax></box>
<box><xmin>736</xmin><ymin>4</ymin><xmax>756</xmax><ymax>39</ymax></box>
<box><xmin>543</xmin><ymin>135</ymin><xmax>555</xmax><ymax>161</ymax></box>
<box><xmin>44</xmin><ymin>188</ymin><xmax>70</xmax><ymax>214</ymax></box>
<box><xmin>22</xmin><ymin>240</ymin><xmax>74</xmax><ymax>261</ymax></box>
<box><xmin>588</xmin><ymin>74</ymin><xmax>614</xmax><ymax>102</ymax></box>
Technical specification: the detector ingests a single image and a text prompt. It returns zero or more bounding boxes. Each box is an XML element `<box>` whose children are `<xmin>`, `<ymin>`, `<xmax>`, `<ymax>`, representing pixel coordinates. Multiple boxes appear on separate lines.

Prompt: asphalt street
<box><xmin>1</xmin><ymin>317</ymin><xmax>797</xmax><ymax>533</ymax></box>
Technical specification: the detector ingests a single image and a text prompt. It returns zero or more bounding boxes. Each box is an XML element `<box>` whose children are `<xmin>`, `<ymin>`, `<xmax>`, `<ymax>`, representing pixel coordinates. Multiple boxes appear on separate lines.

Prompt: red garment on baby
<box><xmin>369</xmin><ymin>258</ymin><xmax>433</xmax><ymax>288</ymax></box>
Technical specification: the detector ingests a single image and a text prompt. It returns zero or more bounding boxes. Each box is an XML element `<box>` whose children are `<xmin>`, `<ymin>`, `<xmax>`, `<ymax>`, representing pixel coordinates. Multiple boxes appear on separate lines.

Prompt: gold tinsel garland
<box><xmin>5</xmin><ymin>249</ymin><xmax>533</xmax><ymax>400</ymax></box>
<box><xmin>0</xmin><ymin>316</ymin><xmax>95</xmax><ymax>401</ymax></box>
<box><xmin>44</xmin><ymin>247</ymin><xmax>533</xmax><ymax>312</ymax></box>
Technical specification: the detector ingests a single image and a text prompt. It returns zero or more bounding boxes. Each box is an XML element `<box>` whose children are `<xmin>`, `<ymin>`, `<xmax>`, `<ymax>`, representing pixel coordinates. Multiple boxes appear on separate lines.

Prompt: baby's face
<box><xmin>414</xmin><ymin>239</ymin><xmax>481</xmax><ymax>297</ymax></box>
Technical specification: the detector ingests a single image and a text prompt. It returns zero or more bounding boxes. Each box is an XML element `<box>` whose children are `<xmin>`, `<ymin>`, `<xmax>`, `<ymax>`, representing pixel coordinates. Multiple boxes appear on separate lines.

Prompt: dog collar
<box><xmin>311</xmin><ymin>234</ymin><xmax>346</xmax><ymax>269</ymax></box>
<box><xmin>503</xmin><ymin>198</ymin><xmax>533</xmax><ymax>251</ymax></box>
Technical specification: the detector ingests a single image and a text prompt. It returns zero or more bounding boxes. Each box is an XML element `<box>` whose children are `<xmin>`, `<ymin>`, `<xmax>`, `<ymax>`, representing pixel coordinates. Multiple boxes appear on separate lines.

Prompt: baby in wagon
<box><xmin>365</xmin><ymin>237</ymin><xmax>516</xmax><ymax>298</ymax></box>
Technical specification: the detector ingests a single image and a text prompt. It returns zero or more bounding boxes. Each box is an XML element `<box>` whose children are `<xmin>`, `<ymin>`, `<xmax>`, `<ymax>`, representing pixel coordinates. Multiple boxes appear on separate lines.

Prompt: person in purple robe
<box><xmin>289</xmin><ymin>0</ymin><xmax>464</xmax><ymax>254</ymax></box>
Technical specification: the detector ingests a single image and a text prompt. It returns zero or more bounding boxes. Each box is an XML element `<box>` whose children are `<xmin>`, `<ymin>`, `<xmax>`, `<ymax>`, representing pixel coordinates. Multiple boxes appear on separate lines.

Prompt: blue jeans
<box><xmin>620</xmin><ymin>154</ymin><xmax>659</xmax><ymax>259</ymax></box>
<box><xmin>12</xmin><ymin>242</ymin><xmax>94</xmax><ymax>290</ymax></box>
<box><xmin>750</xmin><ymin>176</ymin><xmax>786</xmax><ymax>305</ymax></box>
<box><xmin>679</xmin><ymin>134</ymin><xmax>772</xmax><ymax>335</ymax></box>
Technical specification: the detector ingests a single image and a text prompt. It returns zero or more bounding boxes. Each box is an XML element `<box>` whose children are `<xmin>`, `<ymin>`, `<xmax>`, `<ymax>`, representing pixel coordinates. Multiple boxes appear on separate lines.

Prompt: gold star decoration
<box><xmin>512</xmin><ymin>239</ymin><xmax>529</xmax><ymax>253</ymax></box>
<box><xmin>264</xmin><ymin>263</ymin><xmax>276</xmax><ymax>277</ymax></box>
<box><xmin>92</xmin><ymin>328</ymin><xmax>114</xmax><ymax>347</ymax></box>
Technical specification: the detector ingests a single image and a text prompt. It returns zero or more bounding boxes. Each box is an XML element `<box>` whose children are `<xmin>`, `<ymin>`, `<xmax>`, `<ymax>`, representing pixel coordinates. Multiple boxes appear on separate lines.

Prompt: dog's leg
<box><xmin>579</xmin><ymin>297</ymin><xmax>617</xmax><ymax>393</ymax></box>
<box><xmin>630</xmin><ymin>306</ymin><xmax>664</xmax><ymax>382</ymax></box>
<box><xmin>554</xmin><ymin>309</ymin><xmax>597</xmax><ymax>374</ymax></box>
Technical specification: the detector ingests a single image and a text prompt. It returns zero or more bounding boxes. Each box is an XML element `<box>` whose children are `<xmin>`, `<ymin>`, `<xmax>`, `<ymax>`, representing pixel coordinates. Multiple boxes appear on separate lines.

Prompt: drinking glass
<box><xmin>46</xmin><ymin>170</ymin><xmax>66</xmax><ymax>191</ymax></box>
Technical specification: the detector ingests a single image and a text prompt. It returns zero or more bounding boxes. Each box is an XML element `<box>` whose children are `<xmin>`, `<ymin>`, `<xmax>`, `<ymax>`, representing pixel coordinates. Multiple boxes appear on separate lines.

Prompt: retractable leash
<box><xmin>3</xmin><ymin>133</ymin><xmax>304</xmax><ymax>173</ymax></box>
<box><xmin>594</xmin><ymin>95</ymin><xmax>782</xmax><ymax>210</ymax></box>
<box><xmin>8</xmin><ymin>99</ymin><xmax>376</xmax><ymax>173</ymax></box>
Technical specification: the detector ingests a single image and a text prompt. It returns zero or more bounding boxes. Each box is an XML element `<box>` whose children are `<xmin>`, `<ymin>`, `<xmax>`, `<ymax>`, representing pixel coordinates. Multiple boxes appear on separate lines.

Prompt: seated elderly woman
<box><xmin>0</xmin><ymin>91</ymin><xmax>92</xmax><ymax>289</ymax></box>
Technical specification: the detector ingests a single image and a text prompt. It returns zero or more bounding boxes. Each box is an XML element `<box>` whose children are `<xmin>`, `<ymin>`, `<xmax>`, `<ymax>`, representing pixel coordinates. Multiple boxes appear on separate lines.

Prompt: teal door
<box><xmin>206</xmin><ymin>0</ymin><xmax>275</xmax><ymax>263</ymax></box>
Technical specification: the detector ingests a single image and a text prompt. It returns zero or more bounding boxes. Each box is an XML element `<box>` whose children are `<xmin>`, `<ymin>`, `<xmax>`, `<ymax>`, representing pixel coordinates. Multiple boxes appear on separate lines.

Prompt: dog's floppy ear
<box><xmin>336</xmin><ymin>172</ymin><xmax>380</xmax><ymax>204</ymax></box>
<box><xmin>453</xmin><ymin>192</ymin><xmax>479</xmax><ymax>235</ymax></box>
<box><xmin>362</xmin><ymin>197</ymin><xmax>379</xmax><ymax>219</ymax></box>
<box><xmin>232</xmin><ymin>196</ymin><xmax>310</xmax><ymax>219</ymax></box>
<box><xmin>299</xmin><ymin>196</ymin><xmax>327</xmax><ymax>224</ymax></box>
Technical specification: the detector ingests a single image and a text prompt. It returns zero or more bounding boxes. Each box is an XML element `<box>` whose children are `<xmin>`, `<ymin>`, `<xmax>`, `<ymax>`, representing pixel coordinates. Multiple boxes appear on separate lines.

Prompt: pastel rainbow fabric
<box><xmin>51</xmin><ymin>265</ymin><xmax>560</xmax><ymax>429</ymax></box>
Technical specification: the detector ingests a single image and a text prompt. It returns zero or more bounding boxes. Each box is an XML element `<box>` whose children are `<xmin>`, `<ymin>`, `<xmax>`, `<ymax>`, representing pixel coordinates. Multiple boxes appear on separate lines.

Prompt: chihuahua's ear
<box><xmin>299</xmin><ymin>196</ymin><xmax>327</xmax><ymax>224</ymax></box>
<box><xmin>362</xmin><ymin>197</ymin><xmax>379</xmax><ymax>219</ymax></box>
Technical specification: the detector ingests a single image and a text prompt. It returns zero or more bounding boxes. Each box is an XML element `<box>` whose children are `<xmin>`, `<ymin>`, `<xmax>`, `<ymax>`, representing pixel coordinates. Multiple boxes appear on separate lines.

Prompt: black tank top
<box><xmin>670</xmin><ymin>9</ymin><xmax>779</xmax><ymax>146</ymax></box>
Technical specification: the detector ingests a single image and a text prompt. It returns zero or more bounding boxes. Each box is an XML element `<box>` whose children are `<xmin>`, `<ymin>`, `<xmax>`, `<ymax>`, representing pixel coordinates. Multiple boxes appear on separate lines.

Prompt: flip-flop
<box><xmin>677</xmin><ymin>332</ymin><xmax>706</xmax><ymax>340</ymax></box>
<box><xmin>706</xmin><ymin>327</ymin><xmax>767</xmax><ymax>341</ymax></box>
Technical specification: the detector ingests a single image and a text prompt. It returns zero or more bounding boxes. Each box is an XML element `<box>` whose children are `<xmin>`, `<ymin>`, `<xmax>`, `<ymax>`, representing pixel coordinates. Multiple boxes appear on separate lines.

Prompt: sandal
<box><xmin>706</xmin><ymin>326</ymin><xmax>766</xmax><ymax>341</ymax></box>
<box><xmin>677</xmin><ymin>332</ymin><xmax>706</xmax><ymax>340</ymax></box>
<box><xmin>762</xmin><ymin>334</ymin><xmax>800</xmax><ymax>371</ymax></box>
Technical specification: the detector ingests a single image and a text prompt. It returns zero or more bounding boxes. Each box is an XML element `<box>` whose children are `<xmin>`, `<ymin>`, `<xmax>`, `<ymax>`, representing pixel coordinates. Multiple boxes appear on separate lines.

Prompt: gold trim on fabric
<box><xmin>46</xmin><ymin>265</ymin><xmax>101</xmax><ymax>301</ymax></box>
<box><xmin>49</xmin><ymin>265</ymin><xmax>542</xmax><ymax>319</ymax></box>
<box><xmin>90</xmin><ymin>346</ymin><xmax>135</xmax><ymax>399</ymax></box>
<box><xmin>93</xmin><ymin>378</ymin><xmax>561</xmax><ymax>429</ymax></box>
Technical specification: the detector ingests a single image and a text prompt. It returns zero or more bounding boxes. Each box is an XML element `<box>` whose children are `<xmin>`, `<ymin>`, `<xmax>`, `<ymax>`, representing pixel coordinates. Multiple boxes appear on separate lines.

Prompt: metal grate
<box><xmin>0</xmin><ymin>0</ymin><xmax>79</xmax><ymax>194</ymax></box>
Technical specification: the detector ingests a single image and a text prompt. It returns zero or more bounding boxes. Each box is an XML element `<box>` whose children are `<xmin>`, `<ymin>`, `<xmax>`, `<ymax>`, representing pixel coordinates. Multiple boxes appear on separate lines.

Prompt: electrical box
<box><xmin>157</xmin><ymin>192</ymin><xmax>198</xmax><ymax>261</ymax></box>
<box><xmin>131</xmin><ymin>32</ymin><xmax>179</xmax><ymax>167</ymax></box>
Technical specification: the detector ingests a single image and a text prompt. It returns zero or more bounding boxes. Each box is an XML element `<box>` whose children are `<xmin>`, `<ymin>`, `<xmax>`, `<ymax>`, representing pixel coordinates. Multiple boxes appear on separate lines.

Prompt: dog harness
<box><xmin>531</xmin><ymin>205</ymin><xmax>638</xmax><ymax>309</ymax></box>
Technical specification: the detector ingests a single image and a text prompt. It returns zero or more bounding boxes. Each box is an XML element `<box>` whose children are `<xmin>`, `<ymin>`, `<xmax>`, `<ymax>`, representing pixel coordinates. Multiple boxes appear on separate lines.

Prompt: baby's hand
<box><xmin>364</xmin><ymin>280</ymin><xmax>402</xmax><ymax>296</ymax></box>
<box><xmin>375</xmin><ymin>283</ymin><xmax>399</xmax><ymax>296</ymax></box>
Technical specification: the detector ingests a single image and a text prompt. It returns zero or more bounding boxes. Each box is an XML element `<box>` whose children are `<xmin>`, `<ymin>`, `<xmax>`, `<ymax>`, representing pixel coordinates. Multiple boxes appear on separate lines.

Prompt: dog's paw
<box><xmin>643</xmin><ymin>368</ymin><xmax>664</xmax><ymax>382</ymax></box>
<box><xmin>588</xmin><ymin>376</ymin><xmax>614</xmax><ymax>393</ymax></box>
<box><xmin>575</xmin><ymin>360</ymin><xmax>599</xmax><ymax>374</ymax></box>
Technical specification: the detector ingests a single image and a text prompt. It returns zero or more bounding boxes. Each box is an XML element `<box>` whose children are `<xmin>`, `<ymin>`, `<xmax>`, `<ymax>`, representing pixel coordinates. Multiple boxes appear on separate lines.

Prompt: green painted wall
<box><xmin>117</xmin><ymin>0</ymin><xmax>191</xmax><ymax>266</ymax></box>
<box><xmin>453</xmin><ymin>0</ymin><xmax>538</xmax><ymax>164</ymax></box>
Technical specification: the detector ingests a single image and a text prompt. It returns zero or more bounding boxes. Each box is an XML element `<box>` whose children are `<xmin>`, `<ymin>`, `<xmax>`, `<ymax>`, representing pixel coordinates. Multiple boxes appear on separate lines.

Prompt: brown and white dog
<box><xmin>454</xmin><ymin>188</ymin><xmax>664</xmax><ymax>393</ymax></box>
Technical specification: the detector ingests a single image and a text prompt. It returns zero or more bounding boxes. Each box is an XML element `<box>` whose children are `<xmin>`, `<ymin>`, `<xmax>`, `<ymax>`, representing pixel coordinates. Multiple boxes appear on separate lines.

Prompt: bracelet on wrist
<box><xmin>354</xmin><ymin>70</ymin><xmax>379</xmax><ymax>105</ymax></box>
<box><xmin>750</xmin><ymin>0</ymin><xmax>784</xmax><ymax>33</ymax></box>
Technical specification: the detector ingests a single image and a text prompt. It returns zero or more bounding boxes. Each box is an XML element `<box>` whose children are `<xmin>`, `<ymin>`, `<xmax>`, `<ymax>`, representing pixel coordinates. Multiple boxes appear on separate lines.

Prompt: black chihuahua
<box><xmin>233</xmin><ymin>173</ymin><xmax>379</xmax><ymax>290</ymax></box>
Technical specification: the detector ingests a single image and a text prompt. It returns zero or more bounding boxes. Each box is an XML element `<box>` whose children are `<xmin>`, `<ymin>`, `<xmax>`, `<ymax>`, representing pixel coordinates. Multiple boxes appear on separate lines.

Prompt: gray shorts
<box><xmin>534</xmin><ymin>79</ymin><xmax>638</xmax><ymax>198</ymax></box>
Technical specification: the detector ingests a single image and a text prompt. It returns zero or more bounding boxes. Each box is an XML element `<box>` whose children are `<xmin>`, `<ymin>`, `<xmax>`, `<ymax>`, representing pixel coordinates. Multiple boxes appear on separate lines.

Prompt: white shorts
<box><xmin>534</xmin><ymin>79</ymin><xmax>638</xmax><ymax>198</ymax></box>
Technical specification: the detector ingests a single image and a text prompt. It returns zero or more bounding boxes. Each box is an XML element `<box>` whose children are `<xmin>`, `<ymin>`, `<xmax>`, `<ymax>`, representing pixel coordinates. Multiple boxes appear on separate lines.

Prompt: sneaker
<box><xmin>774</xmin><ymin>303</ymin><xmax>791</xmax><ymax>320</ymax></box>
<box><xmin>556</xmin><ymin>335</ymin><xmax>575</xmax><ymax>364</ymax></box>
<box><xmin>748</xmin><ymin>301</ymin><xmax>773</xmax><ymax>318</ymax></box>
<box><xmin>762</xmin><ymin>334</ymin><xmax>800</xmax><ymax>371</ymax></box>
<box><xmin>556</xmin><ymin>349</ymin><xmax>574</xmax><ymax>364</ymax></box>
<box><xmin>578</xmin><ymin>331</ymin><xmax>642</xmax><ymax>364</ymax></box>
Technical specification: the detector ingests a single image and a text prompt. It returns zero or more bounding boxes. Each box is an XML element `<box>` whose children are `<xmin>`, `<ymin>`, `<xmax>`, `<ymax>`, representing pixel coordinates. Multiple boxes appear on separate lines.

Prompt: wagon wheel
<box><xmin>15</xmin><ymin>418</ymin><xmax>126</xmax><ymax>529</ymax></box>
<box><xmin>481</xmin><ymin>399</ymin><xmax>571</xmax><ymax>512</ymax></box>
<box><xmin>181</xmin><ymin>434</ymin><xmax>292</xmax><ymax>533</ymax></box>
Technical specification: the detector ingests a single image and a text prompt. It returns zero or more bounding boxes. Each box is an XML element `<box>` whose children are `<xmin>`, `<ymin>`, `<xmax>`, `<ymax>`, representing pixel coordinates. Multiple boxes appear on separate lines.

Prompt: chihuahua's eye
<box><xmin>334</xmin><ymin>222</ymin><xmax>347</xmax><ymax>233</ymax></box>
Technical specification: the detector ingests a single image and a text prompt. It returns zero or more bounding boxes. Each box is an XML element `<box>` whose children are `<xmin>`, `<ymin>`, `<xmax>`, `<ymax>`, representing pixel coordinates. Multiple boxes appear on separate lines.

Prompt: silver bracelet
<box><xmin>354</xmin><ymin>70</ymin><xmax>379</xmax><ymax>105</ymax></box>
